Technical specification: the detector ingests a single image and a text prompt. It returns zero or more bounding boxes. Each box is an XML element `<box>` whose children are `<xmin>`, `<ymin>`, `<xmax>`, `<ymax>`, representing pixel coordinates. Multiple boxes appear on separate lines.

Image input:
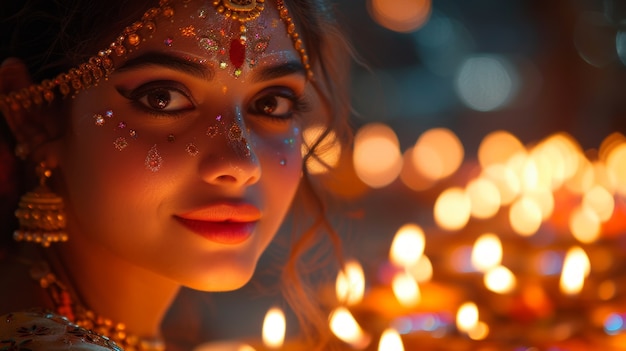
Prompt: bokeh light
<box><xmin>353</xmin><ymin>123</ymin><xmax>403</xmax><ymax>188</ymax></box>
<box><xmin>412</xmin><ymin>128</ymin><xmax>464</xmax><ymax>181</ymax></box>
<box><xmin>478</xmin><ymin>130</ymin><xmax>525</xmax><ymax>168</ymax></box>
<box><xmin>455</xmin><ymin>55</ymin><xmax>518</xmax><ymax>112</ymax></box>
<box><xmin>434</xmin><ymin>187</ymin><xmax>471</xmax><ymax>231</ymax></box>
<box><xmin>368</xmin><ymin>0</ymin><xmax>432</xmax><ymax>33</ymax></box>
<box><xmin>466</xmin><ymin>177</ymin><xmax>501</xmax><ymax>219</ymax></box>
<box><xmin>509</xmin><ymin>196</ymin><xmax>543</xmax><ymax>236</ymax></box>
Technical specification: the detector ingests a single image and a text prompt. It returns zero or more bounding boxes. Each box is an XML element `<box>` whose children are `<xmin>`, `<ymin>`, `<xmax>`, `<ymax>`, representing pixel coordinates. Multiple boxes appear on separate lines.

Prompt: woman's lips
<box><xmin>175</xmin><ymin>203</ymin><xmax>261</xmax><ymax>245</ymax></box>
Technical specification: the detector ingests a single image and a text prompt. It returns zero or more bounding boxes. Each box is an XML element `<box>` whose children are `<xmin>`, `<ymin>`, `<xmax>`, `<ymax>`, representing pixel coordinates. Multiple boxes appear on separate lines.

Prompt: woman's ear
<box><xmin>0</xmin><ymin>57</ymin><xmax>62</xmax><ymax>165</ymax></box>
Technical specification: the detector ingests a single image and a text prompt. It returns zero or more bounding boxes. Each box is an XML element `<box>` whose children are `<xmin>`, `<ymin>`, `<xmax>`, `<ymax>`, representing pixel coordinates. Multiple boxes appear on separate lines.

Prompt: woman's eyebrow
<box><xmin>115</xmin><ymin>52</ymin><xmax>214</xmax><ymax>80</ymax></box>
<box><xmin>250</xmin><ymin>61</ymin><xmax>306</xmax><ymax>83</ymax></box>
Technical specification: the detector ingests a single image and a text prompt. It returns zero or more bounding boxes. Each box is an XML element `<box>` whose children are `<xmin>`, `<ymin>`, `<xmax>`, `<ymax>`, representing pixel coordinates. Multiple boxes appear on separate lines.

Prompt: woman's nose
<box><xmin>198</xmin><ymin>111</ymin><xmax>261</xmax><ymax>187</ymax></box>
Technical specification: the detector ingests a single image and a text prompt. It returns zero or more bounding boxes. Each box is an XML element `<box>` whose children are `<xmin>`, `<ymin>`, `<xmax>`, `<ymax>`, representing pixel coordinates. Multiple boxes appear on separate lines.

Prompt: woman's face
<box><xmin>59</xmin><ymin>0</ymin><xmax>307</xmax><ymax>291</ymax></box>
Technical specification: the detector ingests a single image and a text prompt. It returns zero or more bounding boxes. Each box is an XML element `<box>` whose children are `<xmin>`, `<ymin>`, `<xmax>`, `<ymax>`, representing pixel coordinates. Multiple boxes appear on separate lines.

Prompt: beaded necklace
<box><xmin>29</xmin><ymin>260</ymin><xmax>166</xmax><ymax>351</ymax></box>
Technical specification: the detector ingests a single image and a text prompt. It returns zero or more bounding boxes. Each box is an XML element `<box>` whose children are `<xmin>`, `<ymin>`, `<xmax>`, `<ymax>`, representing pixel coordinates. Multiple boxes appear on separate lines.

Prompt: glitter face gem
<box><xmin>94</xmin><ymin>114</ymin><xmax>105</xmax><ymax>126</ymax></box>
<box><xmin>145</xmin><ymin>145</ymin><xmax>163</xmax><ymax>172</ymax></box>
<box><xmin>193</xmin><ymin>6</ymin><xmax>271</xmax><ymax>78</ymax></box>
<box><xmin>206</xmin><ymin>125</ymin><xmax>219</xmax><ymax>138</ymax></box>
<box><xmin>114</xmin><ymin>137</ymin><xmax>128</xmax><ymax>151</ymax></box>
<box><xmin>167</xmin><ymin>134</ymin><xmax>176</xmax><ymax>142</ymax></box>
<box><xmin>186</xmin><ymin>143</ymin><xmax>199</xmax><ymax>156</ymax></box>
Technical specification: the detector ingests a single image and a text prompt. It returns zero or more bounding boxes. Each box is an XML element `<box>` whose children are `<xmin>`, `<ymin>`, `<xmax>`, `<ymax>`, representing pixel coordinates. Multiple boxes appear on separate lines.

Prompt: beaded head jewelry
<box><xmin>0</xmin><ymin>0</ymin><xmax>312</xmax><ymax>117</ymax></box>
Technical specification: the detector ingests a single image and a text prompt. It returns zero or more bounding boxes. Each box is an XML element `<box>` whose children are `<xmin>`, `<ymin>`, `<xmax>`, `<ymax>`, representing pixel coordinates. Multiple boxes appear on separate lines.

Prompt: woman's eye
<box><xmin>137</xmin><ymin>88</ymin><xmax>193</xmax><ymax>113</ymax></box>
<box><xmin>253</xmin><ymin>94</ymin><xmax>294</xmax><ymax>118</ymax></box>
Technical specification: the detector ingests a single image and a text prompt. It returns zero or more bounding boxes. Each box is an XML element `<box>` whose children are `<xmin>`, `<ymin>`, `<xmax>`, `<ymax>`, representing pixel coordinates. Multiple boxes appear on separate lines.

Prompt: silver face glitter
<box><xmin>114</xmin><ymin>137</ymin><xmax>128</xmax><ymax>151</ymax></box>
<box><xmin>145</xmin><ymin>144</ymin><xmax>163</xmax><ymax>172</ymax></box>
<box><xmin>186</xmin><ymin>143</ymin><xmax>199</xmax><ymax>156</ymax></box>
<box><xmin>94</xmin><ymin>114</ymin><xmax>105</xmax><ymax>126</ymax></box>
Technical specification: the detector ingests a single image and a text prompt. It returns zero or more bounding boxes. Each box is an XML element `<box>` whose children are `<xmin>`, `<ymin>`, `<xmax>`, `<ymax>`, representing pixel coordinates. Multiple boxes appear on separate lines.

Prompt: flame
<box><xmin>456</xmin><ymin>302</ymin><xmax>479</xmax><ymax>333</ymax></box>
<box><xmin>329</xmin><ymin>307</ymin><xmax>370</xmax><ymax>349</ymax></box>
<box><xmin>378</xmin><ymin>328</ymin><xmax>404</xmax><ymax>351</ymax></box>
<box><xmin>390</xmin><ymin>223</ymin><xmax>426</xmax><ymax>267</ymax></box>
<box><xmin>336</xmin><ymin>259</ymin><xmax>366</xmax><ymax>306</ymax></box>
<box><xmin>484</xmin><ymin>266</ymin><xmax>516</xmax><ymax>294</ymax></box>
<box><xmin>392</xmin><ymin>270</ymin><xmax>421</xmax><ymax>307</ymax></box>
<box><xmin>559</xmin><ymin>246</ymin><xmax>591</xmax><ymax>295</ymax></box>
<box><xmin>262</xmin><ymin>307</ymin><xmax>285</xmax><ymax>349</ymax></box>
<box><xmin>470</xmin><ymin>233</ymin><xmax>502</xmax><ymax>272</ymax></box>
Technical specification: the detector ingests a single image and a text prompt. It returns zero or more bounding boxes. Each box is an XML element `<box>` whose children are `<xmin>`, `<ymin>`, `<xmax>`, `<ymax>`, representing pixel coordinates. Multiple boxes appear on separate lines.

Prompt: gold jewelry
<box><xmin>30</xmin><ymin>261</ymin><xmax>166</xmax><ymax>351</ymax></box>
<box><xmin>0</xmin><ymin>0</ymin><xmax>312</xmax><ymax>116</ymax></box>
<box><xmin>14</xmin><ymin>162</ymin><xmax>68</xmax><ymax>247</ymax></box>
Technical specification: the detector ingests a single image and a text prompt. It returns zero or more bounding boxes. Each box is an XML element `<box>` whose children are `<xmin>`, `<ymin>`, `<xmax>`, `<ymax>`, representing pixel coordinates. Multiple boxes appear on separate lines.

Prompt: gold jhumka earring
<box><xmin>14</xmin><ymin>162</ymin><xmax>68</xmax><ymax>247</ymax></box>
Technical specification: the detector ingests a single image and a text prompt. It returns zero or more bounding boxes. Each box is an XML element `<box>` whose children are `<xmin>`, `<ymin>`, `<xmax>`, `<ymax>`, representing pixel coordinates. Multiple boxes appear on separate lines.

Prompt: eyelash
<box><xmin>118</xmin><ymin>81</ymin><xmax>310</xmax><ymax>121</ymax></box>
<box><xmin>118</xmin><ymin>80</ymin><xmax>193</xmax><ymax>118</ymax></box>
<box><xmin>249</xmin><ymin>88</ymin><xmax>310</xmax><ymax>122</ymax></box>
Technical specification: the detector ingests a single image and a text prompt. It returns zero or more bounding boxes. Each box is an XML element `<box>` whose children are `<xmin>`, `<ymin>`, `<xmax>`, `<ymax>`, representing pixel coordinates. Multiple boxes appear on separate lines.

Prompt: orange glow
<box><xmin>560</xmin><ymin>246</ymin><xmax>590</xmax><ymax>295</ymax></box>
<box><xmin>542</xmin><ymin>133</ymin><xmax>582</xmax><ymax>181</ymax></box>
<box><xmin>478</xmin><ymin>130</ymin><xmax>525</xmax><ymax>168</ymax></box>
<box><xmin>466</xmin><ymin>177</ymin><xmax>501</xmax><ymax>219</ymax></box>
<box><xmin>598</xmin><ymin>132</ymin><xmax>626</xmax><ymax>161</ymax></box>
<box><xmin>412</xmin><ymin>128</ymin><xmax>464</xmax><ymax>181</ymax></box>
<box><xmin>392</xmin><ymin>270</ymin><xmax>421</xmax><ymax>307</ymax></box>
<box><xmin>606</xmin><ymin>142</ymin><xmax>626</xmax><ymax>196</ymax></box>
<box><xmin>524</xmin><ymin>188</ymin><xmax>555</xmax><ymax>220</ymax></box>
<box><xmin>262</xmin><ymin>307</ymin><xmax>285</xmax><ymax>349</ymax></box>
<box><xmin>329</xmin><ymin>307</ymin><xmax>370</xmax><ymax>349</ymax></box>
<box><xmin>467</xmin><ymin>321</ymin><xmax>490</xmax><ymax>341</ymax></box>
<box><xmin>368</xmin><ymin>0</ymin><xmax>432</xmax><ymax>33</ymax></box>
<box><xmin>471</xmin><ymin>233</ymin><xmax>502</xmax><ymax>272</ymax></box>
<box><xmin>569</xmin><ymin>205</ymin><xmax>601</xmax><ymax>243</ymax></box>
<box><xmin>399</xmin><ymin>147</ymin><xmax>436</xmax><ymax>191</ymax></box>
<box><xmin>390</xmin><ymin>223</ymin><xmax>426</xmax><ymax>267</ymax></box>
<box><xmin>434</xmin><ymin>187</ymin><xmax>471</xmax><ymax>231</ymax></box>
<box><xmin>583</xmin><ymin>185</ymin><xmax>615</xmax><ymax>222</ymax></box>
<box><xmin>353</xmin><ymin>123</ymin><xmax>403</xmax><ymax>188</ymax></box>
<box><xmin>482</xmin><ymin>164</ymin><xmax>521</xmax><ymax>205</ymax></box>
<box><xmin>509</xmin><ymin>196</ymin><xmax>543</xmax><ymax>236</ymax></box>
<box><xmin>564</xmin><ymin>154</ymin><xmax>594</xmax><ymax>194</ymax></box>
<box><xmin>336</xmin><ymin>259</ymin><xmax>366</xmax><ymax>306</ymax></box>
<box><xmin>378</xmin><ymin>328</ymin><xmax>404</xmax><ymax>351</ymax></box>
<box><xmin>409</xmin><ymin>255</ymin><xmax>433</xmax><ymax>282</ymax></box>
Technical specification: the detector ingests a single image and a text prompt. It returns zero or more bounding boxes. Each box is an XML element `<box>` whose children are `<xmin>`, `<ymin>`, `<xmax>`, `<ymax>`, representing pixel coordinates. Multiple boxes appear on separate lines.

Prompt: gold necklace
<box><xmin>29</xmin><ymin>260</ymin><xmax>166</xmax><ymax>351</ymax></box>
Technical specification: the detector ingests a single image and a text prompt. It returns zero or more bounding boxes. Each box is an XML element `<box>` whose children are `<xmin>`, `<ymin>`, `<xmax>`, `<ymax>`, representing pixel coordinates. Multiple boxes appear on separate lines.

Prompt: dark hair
<box><xmin>0</xmin><ymin>0</ymin><xmax>353</xmax><ymax>349</ymax></box>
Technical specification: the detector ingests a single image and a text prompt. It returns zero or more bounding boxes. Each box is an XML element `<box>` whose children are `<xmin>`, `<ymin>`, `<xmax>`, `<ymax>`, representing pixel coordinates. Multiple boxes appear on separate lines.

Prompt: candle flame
<box><xmin>470</xmin><ymin>233</ymin><xmax>502</xmax><ymax>272</ymax></box>
<box><xmin>378</xmin><ymin>328</ymin><xmax>404</xmax><ymax>351</ymax></box>
<box><xmin>390</xmin><ymin>223</ymin><xmax>425</xmax><ymax>267</ymax></box>
<box><xmin>336</xmin><ymin>259</ymin><xmax>366</xmax><ymax>306</ymax></box>
<box><xmin>484</xmin><ymin>265</ymin><xmax>516</xmax><ymax>294</ymax></box>
<box><xmin>456</xmin><ymin>302</ymin><xmax>479</xmax><ymax>333</ymax></box>
<box><xmin>559</xmin><ymin>246</ymin><xmax>590</xmax><ymax>295</ymax></box>
<box><xmin>392</xmin><ymin>270</ymin><xmax>421</xmax><ymax>308</ymax></box>
<box><xmin>329</xmin><ymin>307</ymin><xmax>370</xmax><ymax>349</ymax></box>
<box><xmin>262</xmin><ymin>307</ymin><xmax>285</xmax><ymax>349</ymax></box>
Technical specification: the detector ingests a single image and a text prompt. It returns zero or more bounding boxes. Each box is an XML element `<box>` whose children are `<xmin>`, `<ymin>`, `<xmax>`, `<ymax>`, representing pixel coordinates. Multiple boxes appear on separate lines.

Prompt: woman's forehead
<box><xmin>120</xmin><ymin>0</ymin><xmax>299</xmax><ymax>79</ymax></box>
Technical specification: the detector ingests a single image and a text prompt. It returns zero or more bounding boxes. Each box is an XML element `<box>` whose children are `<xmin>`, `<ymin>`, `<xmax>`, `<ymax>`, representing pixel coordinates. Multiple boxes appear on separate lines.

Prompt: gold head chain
<box><xmin>0</xmin><ymin>0</ymin><xmax>312</xmax><ymax>119</ymax></box>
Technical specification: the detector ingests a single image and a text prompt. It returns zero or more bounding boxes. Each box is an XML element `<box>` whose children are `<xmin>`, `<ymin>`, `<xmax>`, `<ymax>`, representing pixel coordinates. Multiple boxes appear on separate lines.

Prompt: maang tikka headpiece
<box><xmin>0</xmin><ymin>0</ymin><xmax>312</xmax><ymax>118</ymax></box>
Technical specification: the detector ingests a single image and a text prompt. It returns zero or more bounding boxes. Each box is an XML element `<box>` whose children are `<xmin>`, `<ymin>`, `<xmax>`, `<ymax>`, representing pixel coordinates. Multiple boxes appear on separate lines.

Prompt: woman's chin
<box><xmin>181</xmin><ymin>265</ymin><xmax>256</xmax><ymax>292</ymax></box>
